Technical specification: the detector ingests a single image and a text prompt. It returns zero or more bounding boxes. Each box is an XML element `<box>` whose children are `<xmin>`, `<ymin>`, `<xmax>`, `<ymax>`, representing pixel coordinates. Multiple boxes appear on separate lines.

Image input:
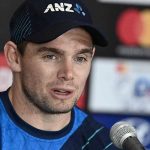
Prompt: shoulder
<box><xmin>62</xmin><ymin>107</ymin><xmax>119</xmax><ymax>150</ymax></box>
<box><xmin>0</xmin><ymin>91</ymin><xmax>6</xmax><ymax>107</ymax></box>
<box><xmin>0</xmin><ymin>90</ymin><xmax>9</xmax><ymax>108</ymax></box>
<box><xmin>81</xmin><ymin>115</ymin><xmax>119</xmax><ymax>149</ymax></box>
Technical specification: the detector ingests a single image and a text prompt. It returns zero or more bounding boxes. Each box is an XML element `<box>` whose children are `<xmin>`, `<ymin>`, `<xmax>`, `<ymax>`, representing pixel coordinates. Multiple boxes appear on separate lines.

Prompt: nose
<box><xmin>57</xmin><ymin>59</ymin><xmax>74</xmax><ymax>81</ymax></box>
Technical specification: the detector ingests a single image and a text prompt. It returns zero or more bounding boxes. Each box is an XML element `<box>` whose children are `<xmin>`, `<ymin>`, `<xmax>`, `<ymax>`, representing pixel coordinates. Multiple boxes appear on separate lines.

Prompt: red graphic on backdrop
<box><xmin>116</xmin><ymin>8</ymin><xmax>150</xmax><ymax>47</ymax></box>
<box><xmin>0</xmin><ymin>53</ymin><xmax>12</xmax><ymax>91</ymax></box>
<box><xmin>0</xmin><ymin>53</ymin><xmax>8</xmax><ymax>66</ymax></box>
<box><xmin>77</xmin><ymin>88</ymin><xmax>87</xmax><ymax>109</ymax></box>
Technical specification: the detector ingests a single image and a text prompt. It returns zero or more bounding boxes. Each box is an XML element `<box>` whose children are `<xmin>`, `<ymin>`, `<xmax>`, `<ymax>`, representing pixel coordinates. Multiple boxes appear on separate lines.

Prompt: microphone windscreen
<box><xmin>110</xmin><ymin>121</ymin><xmax>137</xmax><ymax>149</ymax></box>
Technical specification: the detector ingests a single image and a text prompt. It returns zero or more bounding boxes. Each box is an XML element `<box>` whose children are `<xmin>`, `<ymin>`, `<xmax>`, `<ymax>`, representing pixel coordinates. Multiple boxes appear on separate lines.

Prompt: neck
<box><xmin>8</xmin><ymin>86</ymin><xmax>72</xmax><ymax>131</ymax></box>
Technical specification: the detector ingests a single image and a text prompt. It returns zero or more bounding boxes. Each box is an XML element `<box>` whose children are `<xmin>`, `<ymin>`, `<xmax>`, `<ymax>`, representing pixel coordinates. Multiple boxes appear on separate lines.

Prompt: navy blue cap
<box><xmin>10</xmin><ymin>0</ymin><xmax>107</xmax><ymax>46</ymax></box>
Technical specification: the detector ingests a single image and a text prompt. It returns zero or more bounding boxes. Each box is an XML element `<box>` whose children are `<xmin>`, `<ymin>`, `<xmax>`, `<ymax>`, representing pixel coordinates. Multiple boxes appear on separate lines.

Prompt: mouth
<box><xmin>54</xmin><ymin>89</ymin><xmax>71</xmax><ymax>94</ymax></box>
<box><xmin>50</xmin><ymin>88</ymin><xmax>74</xmax><ymax>100</ymax></box>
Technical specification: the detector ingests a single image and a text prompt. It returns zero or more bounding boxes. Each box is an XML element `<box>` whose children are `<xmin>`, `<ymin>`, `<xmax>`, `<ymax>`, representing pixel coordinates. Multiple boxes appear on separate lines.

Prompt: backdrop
<box><xmin>0</xmin><ymin>0</ymin><xmax>150</xmax><ymax>149</ymax></box>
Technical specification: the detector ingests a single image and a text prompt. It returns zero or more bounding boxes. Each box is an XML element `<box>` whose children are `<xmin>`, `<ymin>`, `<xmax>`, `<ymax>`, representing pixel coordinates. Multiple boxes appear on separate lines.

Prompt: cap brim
<box><xmin>26</xmin><ymin>21</ymin><xmax>108</xmax><ymax>46</ymax></box>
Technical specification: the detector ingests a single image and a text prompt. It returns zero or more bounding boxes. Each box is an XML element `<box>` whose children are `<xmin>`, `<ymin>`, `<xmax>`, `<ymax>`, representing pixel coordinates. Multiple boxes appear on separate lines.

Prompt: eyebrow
<box><xmin>37</xmin><ymin>46</ymin><xmax>94</xmax><ymax>55</ymax></box>
<box><xmin>77</xmin><ymin>47</ymin><xmax>94</xmax><ymax>56</ymax></box>
<box><xmin>37</xmin><ymin>47</ymin><xmax>64</xmax><ymax>55</ymax></box>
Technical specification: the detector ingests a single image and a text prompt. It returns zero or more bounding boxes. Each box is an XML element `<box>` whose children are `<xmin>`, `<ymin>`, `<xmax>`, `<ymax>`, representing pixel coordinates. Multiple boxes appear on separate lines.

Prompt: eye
<box><xmin>74</xmin><ymin>56</ymin><xmax>87</xmax><ymax>63</ymax></box>
<box><xmin>43</xmin><ymin>54</ymin><xmax>57</xmax><ymax>60</ymax></box>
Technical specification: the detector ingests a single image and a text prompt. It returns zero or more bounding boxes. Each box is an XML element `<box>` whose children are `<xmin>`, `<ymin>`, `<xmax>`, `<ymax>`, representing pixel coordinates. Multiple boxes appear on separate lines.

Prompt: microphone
<box><xmin>110</xmin><ymin>121</ymin><xmax>145</xmax><ymax>150</ymax></box>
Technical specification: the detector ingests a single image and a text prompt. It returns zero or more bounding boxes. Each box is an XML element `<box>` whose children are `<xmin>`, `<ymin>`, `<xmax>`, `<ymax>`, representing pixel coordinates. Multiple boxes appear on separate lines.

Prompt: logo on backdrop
<box><xmin>134</xmin><ymin>78</ymin><xmax>150</xmax><ymax>97</ymax></box>
<box><xmin>116</xmin><ymin>8</ymin><xmax>150</xmax><ymax>47</ymax></box>
<box><xmin>115</xmin><ymin>8</ymin><xmax>150</xmax><ymax>58</ymax></box>
<box><xmin>44</xmin><ymin>3</ymin><xmax>86</xmax><ymax>16</ymax></box>
<box><xmin>0</xmin><ymin>53</ymin><xmax>12</xmax><ymax>92</ymax></box>
<box><xmin>123</xmin><ymin>118</ymin><xmax>150</xmax><ymax>149</ymax></box>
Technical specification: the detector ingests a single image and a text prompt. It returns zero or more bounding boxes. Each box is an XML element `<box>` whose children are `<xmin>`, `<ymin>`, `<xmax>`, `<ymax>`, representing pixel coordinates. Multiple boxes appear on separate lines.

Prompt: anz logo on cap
<box><xmin>44</xmin><ymin>3</ymin><xmax>86</xmax><ymax>16</ymax></box>
<box><xmin>74</xmin><ymin>3</ymin><xmax>86</xmax><ymax>16</ymax></box>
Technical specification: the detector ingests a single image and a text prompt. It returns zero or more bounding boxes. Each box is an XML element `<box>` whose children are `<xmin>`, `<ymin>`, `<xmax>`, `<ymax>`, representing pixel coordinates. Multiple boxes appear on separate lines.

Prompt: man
<box><xmin>0</xmin><ymin>0</ymin><xmax>119</xmax><ymax>149</ymax></box>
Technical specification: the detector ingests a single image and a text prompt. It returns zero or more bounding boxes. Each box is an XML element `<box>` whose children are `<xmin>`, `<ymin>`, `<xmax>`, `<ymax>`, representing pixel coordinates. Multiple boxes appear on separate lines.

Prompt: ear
<box><xmin>92</xmin><ymin>46</ymin><xmax>96</xmax><ymax>58</ymax></box>
<box><xmin>4</xmin><ymin>41</ymin><xmax>21</xmax><ymax>72</ymax></box>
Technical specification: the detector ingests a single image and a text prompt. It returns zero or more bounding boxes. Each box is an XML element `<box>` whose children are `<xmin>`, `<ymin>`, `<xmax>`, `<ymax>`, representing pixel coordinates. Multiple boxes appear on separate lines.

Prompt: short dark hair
<box><xmin>17</xmin><ymin>41</ymin><xmax>28</xmax><ymax>55</ymax></box>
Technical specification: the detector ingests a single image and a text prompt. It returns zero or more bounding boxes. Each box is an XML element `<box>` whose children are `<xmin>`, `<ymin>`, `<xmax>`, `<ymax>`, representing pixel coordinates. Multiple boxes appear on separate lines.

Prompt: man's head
<box><xmin>4</xmin><ymin>0</ymin><xmax>107</xmax><ymax>114</ymax></box>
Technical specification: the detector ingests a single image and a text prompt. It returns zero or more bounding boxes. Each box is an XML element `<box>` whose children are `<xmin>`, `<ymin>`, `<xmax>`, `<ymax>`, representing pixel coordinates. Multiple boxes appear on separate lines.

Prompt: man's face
<box><xmin>19</xmin><ymin>28</ymin><xmax>95</xmax><ymax>114</ymax></box>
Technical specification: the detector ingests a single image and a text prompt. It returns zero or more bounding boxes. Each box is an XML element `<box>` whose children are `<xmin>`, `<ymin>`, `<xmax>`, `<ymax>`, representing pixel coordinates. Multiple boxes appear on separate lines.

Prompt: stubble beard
<box><xmin>21</xmin><ymin>83</ymin><xmax>78</xmax><ymax>115</ymax></box>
